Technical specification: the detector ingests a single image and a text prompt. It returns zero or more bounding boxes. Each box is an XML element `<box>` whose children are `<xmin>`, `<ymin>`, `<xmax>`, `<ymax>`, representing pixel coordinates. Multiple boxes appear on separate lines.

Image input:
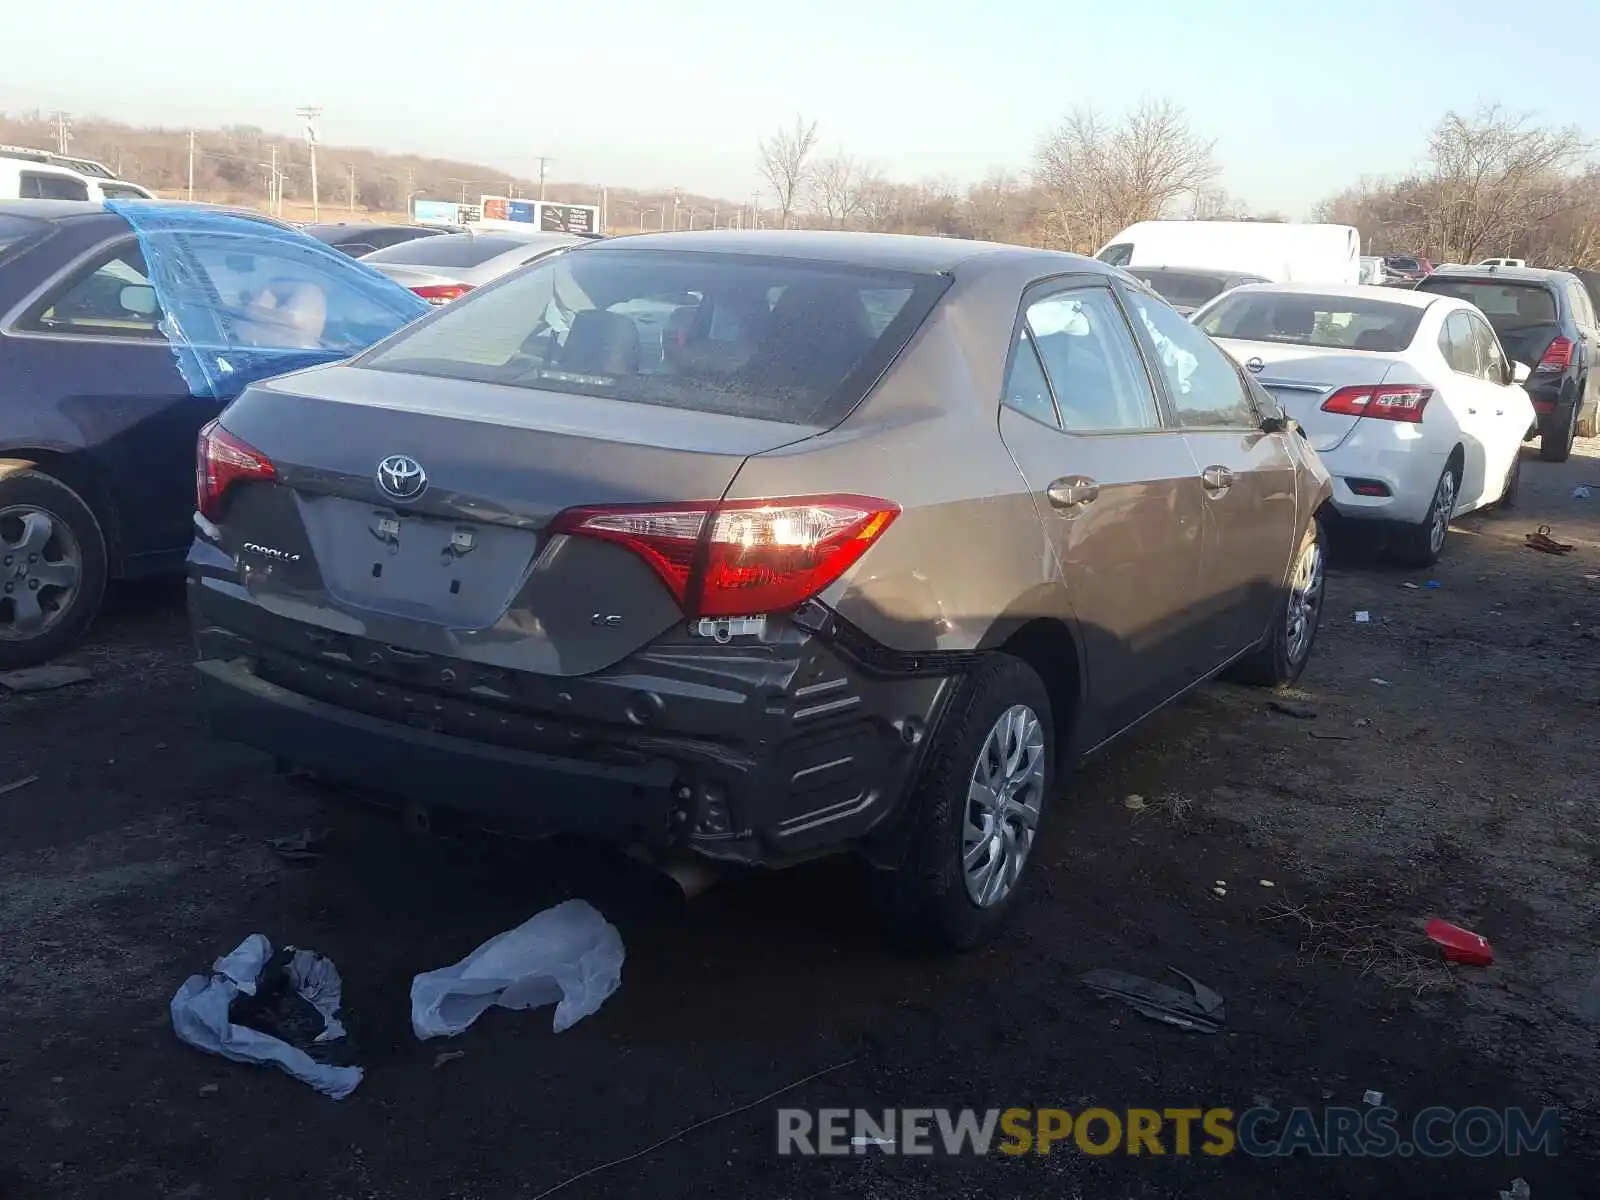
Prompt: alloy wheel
<box><xmin>962</xmin><ymin>704</ymin><xmax>1046</xmax><ymax>908</ymax></box>
<box><xmin>1428</xmin><ymin>470</ymin><xmax>1457</xmax><ymax>556</ymax></box>
<box><xmin>1285</xmin><ymin>534</ymin><xmax>1324</xmax><ymax>664</ymax></box>
<box><xmin>0</xmin><ymin>505</ymin><xmax>83</xmax><ymax>642</ymax></box>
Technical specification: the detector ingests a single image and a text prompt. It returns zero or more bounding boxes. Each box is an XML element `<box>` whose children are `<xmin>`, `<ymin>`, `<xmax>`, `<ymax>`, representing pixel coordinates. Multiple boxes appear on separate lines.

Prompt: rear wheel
<box><xmin>1226</xmin><ymin>518</ymin><xmax>1326</xmax><ymax>688</ymax></box>
<box><xmin>873</xmin><ymin>655</ymin><xmax>1053</xmax><ymax>950</ymax></box>
<box><xmin>0</xmin><ymin>470</ymin><xmax>108</xmax><ymax>670</ymax></box>
<box><xmin>1391</xmin><ymin>462</ymin><xmax>1458</xmax><ymax>568</ymax></box>
<box><xmin>1540</xmin><ymin>404</ymin><xmax>1577</xmax><ymax>463</ymax></box>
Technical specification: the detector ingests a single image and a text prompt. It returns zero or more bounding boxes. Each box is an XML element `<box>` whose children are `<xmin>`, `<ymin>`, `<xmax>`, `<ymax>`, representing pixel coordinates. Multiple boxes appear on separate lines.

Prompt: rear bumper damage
<box><xmin>189</xmin><ymin>579</ymin><xmax>956</xmax><ymax>867</ymax></box>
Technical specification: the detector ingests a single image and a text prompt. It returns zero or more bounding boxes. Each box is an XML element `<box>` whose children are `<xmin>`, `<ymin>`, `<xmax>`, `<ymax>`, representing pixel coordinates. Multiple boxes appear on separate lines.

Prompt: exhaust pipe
<box><xmin>624</xmin><ymin>844</ymin><xmax>722</xmax><ymax>898</ymax></box>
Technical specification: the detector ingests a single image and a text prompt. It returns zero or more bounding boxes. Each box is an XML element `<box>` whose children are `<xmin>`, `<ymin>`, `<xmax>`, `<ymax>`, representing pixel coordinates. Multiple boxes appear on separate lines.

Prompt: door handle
<box><xmin>1467</xmin><ymin>407</ymin><xmax>1477</xmax><ymax>415</ymax></box>
<box><xmin>1201</xmin><ymin>465</ymin><xmax>1235</xmax><ymax>492</ymax></box>
<box><xmin>1047</xmin><ymin>477</ymin><xmax>1100</xmax><ymax>509</ymax></box>
<box><xmin>1495</xmin><ymin>408</ymin><xmax>1504</xmax><ymax>416</ymax></box>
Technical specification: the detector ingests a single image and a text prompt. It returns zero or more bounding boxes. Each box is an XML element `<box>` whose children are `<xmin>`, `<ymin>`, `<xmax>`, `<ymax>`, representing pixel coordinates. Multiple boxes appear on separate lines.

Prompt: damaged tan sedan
<box><xmin>189</xmin><ymin>232</ymin><xmax>1333</xmax><ymax>948</ymax></box>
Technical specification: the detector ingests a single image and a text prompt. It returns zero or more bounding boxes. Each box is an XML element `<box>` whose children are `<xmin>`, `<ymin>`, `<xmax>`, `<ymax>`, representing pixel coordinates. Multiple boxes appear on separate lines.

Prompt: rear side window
<box><xmin>1197</xmin><ymin>292</ymin><xmax>1423</xmax><ymax>353</ymax></box>
<box><xmin>361</xmin><ymin>248</ymin><xmax>950</xmax><ymax>426</ymax></box>
<box><xmin>1023</xmin><ymin>288</ymin><xmax>1160</xmax><ymax>432</ymax></box>
<box><xmin>1438</xmin><ymin>312</ymin><xmax>1479</xmax><ymax>375</ymax></box>
<box><xmin>99</xmin><ymin>183</ymin><xmax>149</xmax><ymax>200</ymax></box>
<box><xmin>1097</xmin><ymin>243</ymin><xmax>1133</xmax><ymax>267</ymax></box>
<box><xmin>1564</xmin><ymin>281</ymin><xmax>1594</xmax><ymax>329</ymax></box>
<box><xmin>19</xmin><ymin>171</ymin><xmax>89</xmax><ymax>202</ymax></box>
<box><xmin>22</xmin><ymin>242</ymin><xmax>165</xmax><ymax>339</ymax></box>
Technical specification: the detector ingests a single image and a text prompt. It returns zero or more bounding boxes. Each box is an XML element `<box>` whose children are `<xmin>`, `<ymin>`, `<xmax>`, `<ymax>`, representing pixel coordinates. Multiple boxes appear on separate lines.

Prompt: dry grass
<box><xmin>1259</xmin><ymin>888</ymin><xmax>1458</xmax><ymax>995</ymax></box>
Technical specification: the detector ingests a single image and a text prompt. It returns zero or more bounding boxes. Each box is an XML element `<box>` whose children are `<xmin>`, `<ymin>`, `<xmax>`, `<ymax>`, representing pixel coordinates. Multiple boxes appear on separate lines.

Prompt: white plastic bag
<box><xmin>170</xmin><ymin>935</ymin><xmax>363</xmax><ymax>1100</ymax></box>
<box><xmin>410</xmin><ymin>899</ymin><xmax>624</xmax><ymax>1040</ymax></box>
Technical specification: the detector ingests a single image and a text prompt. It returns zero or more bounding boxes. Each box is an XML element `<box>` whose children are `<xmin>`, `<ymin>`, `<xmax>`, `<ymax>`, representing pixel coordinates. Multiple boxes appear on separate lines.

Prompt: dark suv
<box><xmin>1414</xmin><ymin>265</ymin><xmax>1599</xmax><ymax>461</ymax></box>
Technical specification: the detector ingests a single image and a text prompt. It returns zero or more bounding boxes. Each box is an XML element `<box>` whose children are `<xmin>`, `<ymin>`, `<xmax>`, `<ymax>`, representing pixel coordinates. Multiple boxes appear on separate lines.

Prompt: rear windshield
<box><xmin>360</xmin><ymin>247</ymin><xmax>950</xmax><ymax>425</ymax></box>
<box><xmin>1385</xmin><ymin>256</ymin><xmax>1420</xmax><ymax>271</ymax></box>
<box><xmin>1126</xmin><ymin>269</ymin><xmax>1232</xmax><ymax>309</ymax></box>
<box><xmin>1421</xmin><ymin>280</ymin><xmax>1557</xmax><ymax>327</ymax></box>
<box><xmin>1197</xmin><ymin>292</ymin><xmax>1425</xmax><ymax>352</ymax></box>
<box><xmin>361</xmin><ymin>234</ymin><xmax>528</xmax><ymax>268</ymax></box>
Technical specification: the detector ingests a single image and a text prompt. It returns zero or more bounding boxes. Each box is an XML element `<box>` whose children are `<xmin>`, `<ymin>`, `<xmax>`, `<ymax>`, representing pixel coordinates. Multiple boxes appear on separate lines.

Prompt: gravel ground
<box><xmin>1</xmin><ymin>442</ymin><xmax>1597</xmax><ymax>1199</ymax></box>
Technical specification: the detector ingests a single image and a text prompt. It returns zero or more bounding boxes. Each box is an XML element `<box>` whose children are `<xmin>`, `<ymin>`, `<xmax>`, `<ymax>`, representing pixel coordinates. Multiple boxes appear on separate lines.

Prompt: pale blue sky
<box><xmin>3</xmin><ymin>0</ymin><xmax>1596</xmax><ymax>212</ymax></box>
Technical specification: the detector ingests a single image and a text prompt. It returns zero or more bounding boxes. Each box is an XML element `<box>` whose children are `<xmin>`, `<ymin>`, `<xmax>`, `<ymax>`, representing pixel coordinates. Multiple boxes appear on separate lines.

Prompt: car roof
<box><xmin>599</xmin><ymin>228</ymin><xmax>1100</xmax><ymax>275</ymax></box>
<box><xmin>0</xmin><ymin>198</ymin><xmax>123</xmax><ymax>224</ymax></box>
<box><xmin>1222</xmin><ymin>281</ymin><xmax>1440</xmax><ymax>309</ymax></box>
<box><xmin>1424</xmin><ymin>264</ymin><xmax>1568</xmax><ymax>285</ymax></box>
<box><xmin>303</xmin><ymin>222</ymin><xmax>435</xmax><ymax>237</ymax></box>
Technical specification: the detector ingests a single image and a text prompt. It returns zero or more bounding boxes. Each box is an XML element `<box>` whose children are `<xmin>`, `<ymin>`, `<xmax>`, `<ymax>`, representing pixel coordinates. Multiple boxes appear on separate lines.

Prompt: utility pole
<box><xmin>672</xmin><ymin>188</ymin><xmax>681</xmax><ymax>231</ymax></box>
<box><xmin>296</xmin><ymin>106</ymin><xmax>322</xmax><ymax>221</ymax></box>
<box><xmin>51</xmin><ymin>112</ymin><xmax>72</xmax><ymax>155</ymax></box>
<box><xmin>348</xmin><ymin>162</ymin><xmax>357</xmax><ymax>214</ymax></box>
<box><xmin>537</xmin><ymin>156</ymin><xmax>550</xmax><ymax>201</ymax></box>
<box><xmin>187</xmin><ymin>131</ymin><xmax>196</xmax><ymax>201</ymax></box>
<box><xmin>600</xmin><ymin>184</ymin><xmax>608</xmax><ymax>234</ymax></box>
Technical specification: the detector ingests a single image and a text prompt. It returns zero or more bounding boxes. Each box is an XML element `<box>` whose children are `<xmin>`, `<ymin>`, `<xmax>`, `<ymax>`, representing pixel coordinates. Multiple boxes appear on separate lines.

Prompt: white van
<box><xmin>1096</xmin><ymin>220</ymin><xmax>1361</xmax><ymax>286</ymax></box>
<box><xmin>0</xmin><ymin>157</ymin><xmax>154</xmax><ymax>203</ymax></box>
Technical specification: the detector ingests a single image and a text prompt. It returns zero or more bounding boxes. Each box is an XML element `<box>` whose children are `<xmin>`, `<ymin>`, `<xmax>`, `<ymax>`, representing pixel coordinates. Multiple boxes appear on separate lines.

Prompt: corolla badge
<box><xmin>376</xmin><ymin>454</ymin><xmax>427</xmax><ymax>501</ymax></box>
<box><xmin>1245</xmin><ymin>357</ymin><xmax>1265</xmax><ymax>374</ymax></box>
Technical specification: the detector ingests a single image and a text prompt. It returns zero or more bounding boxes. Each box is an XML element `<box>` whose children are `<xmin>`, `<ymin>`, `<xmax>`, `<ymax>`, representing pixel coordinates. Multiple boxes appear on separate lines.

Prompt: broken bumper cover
<box><xmin>197</xmin><ymin>658</ymin><xmax>679</xmax><ymax>841</ymax></box>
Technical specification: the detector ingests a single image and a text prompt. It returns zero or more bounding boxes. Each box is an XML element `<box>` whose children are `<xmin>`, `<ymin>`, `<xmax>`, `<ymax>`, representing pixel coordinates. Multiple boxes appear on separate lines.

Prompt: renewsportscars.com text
<box><xmin>777</xmin><ymin>1106</ymin><xmax>1561</xmax><ymax>1158</ymax></box>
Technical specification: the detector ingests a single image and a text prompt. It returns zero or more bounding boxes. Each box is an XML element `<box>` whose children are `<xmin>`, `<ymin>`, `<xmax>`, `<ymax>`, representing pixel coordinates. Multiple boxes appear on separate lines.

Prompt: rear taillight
<box><xmin>1536</xmin><ymin>336</ymin><xmax>1574</xmax><ymax>373</ymax></box>
<box><xmin>411</xmin><ymin>284</ymin><xmax>473</xmax><ymax>305</ymax></box>
<box><xmin>1321</xmin><ymin>384</ymin><xmax>1432</xmax><ymax>423</ymax></box>
<box><xmin>197</xmin><ymin>420</ymin><xmax>276</xmax><ymax>521</ymax></box>
<box><xmin>549</xmin><ymin>495</ymin><xmax>900</xmax><ymax>618</ymax></box>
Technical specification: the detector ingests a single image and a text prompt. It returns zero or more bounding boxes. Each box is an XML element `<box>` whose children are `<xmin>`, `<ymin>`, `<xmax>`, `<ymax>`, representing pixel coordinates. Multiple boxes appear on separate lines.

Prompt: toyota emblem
<box><xmin>376</xmin><ymin>454</ymin><xmax>427</xmax><ymax>502</ymax></box>
<box><xmin>1245</xmin><ymin>357</ymin><xmax>1265</xmax><ymax>374</ymax></box>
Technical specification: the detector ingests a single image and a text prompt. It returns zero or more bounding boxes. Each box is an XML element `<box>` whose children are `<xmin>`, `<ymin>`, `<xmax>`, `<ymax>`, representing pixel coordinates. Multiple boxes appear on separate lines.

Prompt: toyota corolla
<box><xmin>188</xmin><ymin>231</ymin><xmax>1332</xmax><ymax>948</ymax></box>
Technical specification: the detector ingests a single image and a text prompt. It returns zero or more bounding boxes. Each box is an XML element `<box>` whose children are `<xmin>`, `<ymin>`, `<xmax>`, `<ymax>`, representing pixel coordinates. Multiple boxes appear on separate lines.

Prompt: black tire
<box><xmin>1225</xmin><ymin>517</ymin><xmax>1326</xmax><ymax>689</ymax></box>
<box><xmin>0</xmin><ymin>469</ymin><xmax>108</xmax><ymax>671</ymax></box>
<box><xmin>872</xmin><ymin>655</ymin><xmax>1054</xmax><ymax>951</ymax></box>
<box><xmin>1540</xmin><ymin>404</ymin><xmax>1577</xmax><ymax>463</ymax></box>
<box><xmin>1391</xmin><ymin>462</ymin><xmax>1459</xmax><ymax>569</ymax></box>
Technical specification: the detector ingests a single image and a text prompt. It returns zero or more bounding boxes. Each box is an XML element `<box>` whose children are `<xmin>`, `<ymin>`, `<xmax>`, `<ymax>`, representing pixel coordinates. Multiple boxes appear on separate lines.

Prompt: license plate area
<box><xmin>299</xmin><ymin>496</ymin><xmax>540</xmax><ymax>627</ymax></box>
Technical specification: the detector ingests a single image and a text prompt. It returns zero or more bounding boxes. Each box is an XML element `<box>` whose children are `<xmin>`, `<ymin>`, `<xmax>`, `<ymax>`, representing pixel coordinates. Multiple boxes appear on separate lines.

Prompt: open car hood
<box><xmin>106</xmin><ymin>199</ymin><xmax>430</xmax><ymax>400</ymax></box>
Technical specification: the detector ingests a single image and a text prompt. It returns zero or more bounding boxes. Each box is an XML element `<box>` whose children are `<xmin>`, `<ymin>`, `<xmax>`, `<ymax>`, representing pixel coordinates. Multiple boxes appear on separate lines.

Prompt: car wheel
<box><xmin>0</xmin><ymin>469</ymin><xmax>108</xmax><ymax>671</ymax></box>
<box><xmin>1391</xmin><ymin>462</ymin><xmax>1458</xmax><ymax>568</ymax></box>
<box><xmin>1225</xmin><ymin>517</ymin><xmax>1326</xmax><ymax>688</ymax></box>
<box><xmin>874</xmin><ymin>655</ymin><xmax>1053</xmax><ymax>950</ymax></box>
<box><xmin>1540</xmin><ymin>404</ymin><xmax>1577</xmax><ymax>463</ymax></box>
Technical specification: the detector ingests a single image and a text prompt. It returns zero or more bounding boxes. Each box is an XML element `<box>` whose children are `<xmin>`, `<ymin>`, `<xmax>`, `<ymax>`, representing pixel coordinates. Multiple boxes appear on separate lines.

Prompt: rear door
<box><xmin>1119</xmin><ymin>285</ymin><xmax>1299</xmax><ymax>661</ymax></box>
<box><xmin>1563</xmin><ymin>279</ymin><xmax>1599</xmax><ymax>424</ymax></box>
<box><xmin>995</xmin><ymin>279</ymin><xmax>1209</xmax><ymax>738</ymax></box>
<box><xmin>1438</xmin><ymin>310</ymin><xmax>1499</xmax><ymax>507</ymax></box>
<box><xmin>1464</xmin><ymin>310</ymin><xmax>1527</xmax><ymax>501</ymax></box>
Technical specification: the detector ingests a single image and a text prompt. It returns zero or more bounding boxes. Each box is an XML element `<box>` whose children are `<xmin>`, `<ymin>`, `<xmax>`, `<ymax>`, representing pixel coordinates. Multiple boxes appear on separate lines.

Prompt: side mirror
<box><xmin>119</xmin><ymin>284</ymin><xmax>158</xmax><ymax>316</ymax></box>
<box><xmin>1512</xmin><ymin>361</ymin><xmax>1531</xmax><ymax>385</ymax></box>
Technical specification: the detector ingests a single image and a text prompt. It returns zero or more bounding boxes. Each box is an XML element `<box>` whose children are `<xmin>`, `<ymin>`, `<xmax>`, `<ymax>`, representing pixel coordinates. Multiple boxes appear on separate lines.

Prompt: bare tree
<box><xmin>1411</xmin><ymin>105</ymin><xmax>1590</xmax><ymax>262</ymax></box>
<box><xmin>811</xmin><ymin>151</ymin><xmax>873</xmax><ymax>228</ymax></box>
<box><xmin>1189</xmin><ymin>186</ymin><xmax>1248</xmax><ymax>220</ymax></box>
<box><xmin>757</xmin><ymin>115</ymin><xmax>820</xmax><ymax>229</ymax></box>
<box><xmin>1034</xmin><ymin>99</ymin><xmax>1218</xmax><ymax>252</ymax></box>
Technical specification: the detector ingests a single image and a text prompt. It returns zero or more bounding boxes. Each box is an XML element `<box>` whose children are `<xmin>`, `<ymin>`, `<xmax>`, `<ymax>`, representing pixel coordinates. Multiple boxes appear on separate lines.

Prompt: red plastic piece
<box><xmin>1425</xmin><ymin>919</ymin><xmax>1493</xmax><ymax>966</ymax></box>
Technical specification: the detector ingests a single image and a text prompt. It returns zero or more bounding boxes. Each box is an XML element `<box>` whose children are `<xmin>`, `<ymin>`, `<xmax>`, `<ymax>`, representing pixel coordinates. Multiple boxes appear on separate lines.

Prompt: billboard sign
<box><xmin>412</xmin><ymin>199</ymin><xmax>464</xmax><ymax>226</ymax></box>
<box><xmin>477</xmin><ymin>196</ymin><xmax>600</xmax><ymax>236</ymax></box>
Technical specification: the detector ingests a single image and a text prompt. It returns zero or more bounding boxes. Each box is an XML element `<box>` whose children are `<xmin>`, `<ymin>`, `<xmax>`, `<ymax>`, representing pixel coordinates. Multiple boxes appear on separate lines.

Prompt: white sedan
<box><xmin>1191</xmin><ymin>283</ymin><xmax>1536</xmax><ymax>567</ymax></box>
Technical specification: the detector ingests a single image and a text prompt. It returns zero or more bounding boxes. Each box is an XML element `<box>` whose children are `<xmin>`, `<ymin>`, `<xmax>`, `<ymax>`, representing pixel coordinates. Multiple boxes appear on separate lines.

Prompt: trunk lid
<box><xmin>1212</xmin><ymin>337</ymin><xmax>1406</xmax><ymax>452</ymax></box>
<box><xmin>214</xmin><ymin>364</ymin><xmax>819</xmax><ymax>676</ymax></box>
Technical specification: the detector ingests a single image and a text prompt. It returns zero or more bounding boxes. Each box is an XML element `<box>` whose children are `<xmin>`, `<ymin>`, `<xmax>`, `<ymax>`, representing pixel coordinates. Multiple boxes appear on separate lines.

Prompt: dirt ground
<box><xmin>2</xmin><ymin>442</ymin><xmax>1598</xmax><ymax>1199</ymax></box>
